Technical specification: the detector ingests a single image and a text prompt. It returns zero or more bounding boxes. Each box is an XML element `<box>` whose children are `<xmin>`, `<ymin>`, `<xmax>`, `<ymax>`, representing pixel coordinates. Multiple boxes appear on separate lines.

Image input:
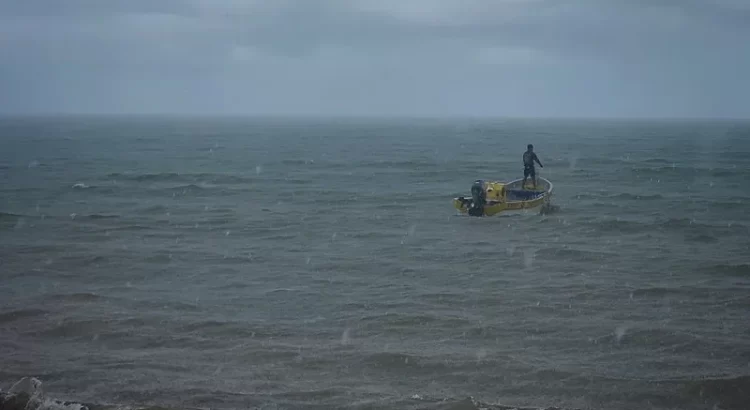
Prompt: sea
<box><xmin>1</xmin><ymin>116</ymin><xmax>749</xmax><ymax>410</ymax></box>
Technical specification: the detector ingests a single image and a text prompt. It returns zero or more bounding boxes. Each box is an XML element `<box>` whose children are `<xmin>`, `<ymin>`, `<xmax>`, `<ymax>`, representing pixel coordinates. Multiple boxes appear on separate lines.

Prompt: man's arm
<box><xmin>534</xmin><ymin>153</ymin><xmax>543</xmax><ymax>168</ymax></box>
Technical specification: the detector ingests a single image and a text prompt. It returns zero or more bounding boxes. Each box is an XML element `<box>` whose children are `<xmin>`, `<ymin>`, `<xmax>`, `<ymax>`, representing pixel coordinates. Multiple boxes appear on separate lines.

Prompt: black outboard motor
<box><xmin>468</xmin><ymin>180</ymin><xmax>486</xmax><ymax>216</ymax></box>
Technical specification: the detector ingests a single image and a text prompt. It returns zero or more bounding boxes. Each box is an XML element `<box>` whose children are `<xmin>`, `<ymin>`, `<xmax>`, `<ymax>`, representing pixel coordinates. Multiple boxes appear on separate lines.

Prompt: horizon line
<box><xmin>1</xmin><ymin>112</ymin><xmax>749</xmax><ymax>122</ymax></box>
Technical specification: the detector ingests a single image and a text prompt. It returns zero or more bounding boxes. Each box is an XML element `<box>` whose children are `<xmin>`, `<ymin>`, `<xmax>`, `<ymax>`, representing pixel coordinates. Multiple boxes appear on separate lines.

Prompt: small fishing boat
<box><xmin>453</xmin><ymin>177</ymin><xmax>554</xmax><ymax>216</ymax></box>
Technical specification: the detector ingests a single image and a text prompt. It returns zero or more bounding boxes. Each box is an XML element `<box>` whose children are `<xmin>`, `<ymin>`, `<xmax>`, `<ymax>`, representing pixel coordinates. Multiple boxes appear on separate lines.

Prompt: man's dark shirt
<box><xmin>523</xmin><ymin>151</ymin><xmax>539</xmax><ymax>168</ymax></box>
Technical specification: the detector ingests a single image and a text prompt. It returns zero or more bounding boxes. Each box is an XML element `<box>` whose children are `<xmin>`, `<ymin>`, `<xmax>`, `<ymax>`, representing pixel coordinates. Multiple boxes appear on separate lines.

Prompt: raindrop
<box><xmin>523</xmin><ymin>249</ymin><xmax>535</xmax><ymax>269</ymax></box>
<box><xmin>476</xmin><ymin>348</ymin><xmax>487</xmax><ymax>364</ymax></box>
<box><xmin>614</xmin><ymin>326</ymin><xmax>627</xmax><ymax>344</ymax></box>
<box><xmin>569</xmin><ymin>153</ymin><xmax>578</xmax><ymax>170</ymax></box>
<box><xmin>256</xmin><ymin>165</ymin><xmax>262</xmax><ymax>175</ymax></box>
<box><xmin>341</xmin><ymin>328</ymin><xmax>351</xmax><ymax>346</ymax></box>
<box><xmin>13</xmin><ymin>218</ymin><xmax>26</xmax><ymax>230</ymax></box>
<box><xmin>407</xmin><ymin>224</ymin><xmax>417</xmax><ymax>236</ymax></box>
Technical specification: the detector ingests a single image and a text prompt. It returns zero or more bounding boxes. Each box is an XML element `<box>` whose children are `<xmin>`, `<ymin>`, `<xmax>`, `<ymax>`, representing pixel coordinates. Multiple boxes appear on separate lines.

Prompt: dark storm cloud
<box><xmin>0</xmin><ymin>0</ymin><xmax>748</xmax><ymax>117</ymax></box>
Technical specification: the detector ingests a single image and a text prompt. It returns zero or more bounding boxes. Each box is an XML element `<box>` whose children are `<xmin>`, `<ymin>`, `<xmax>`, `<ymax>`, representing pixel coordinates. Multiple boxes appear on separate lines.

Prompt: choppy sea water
<box><xmin>1</xmin><ymin>116</ymin><xmax>749</xmax><ymax>410</ymax></box>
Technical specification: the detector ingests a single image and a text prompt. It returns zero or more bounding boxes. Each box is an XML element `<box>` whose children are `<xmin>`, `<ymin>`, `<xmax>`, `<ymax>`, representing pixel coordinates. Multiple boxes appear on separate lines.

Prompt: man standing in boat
<box><xmin>522</xmin><ymin>144</ymin><xmax>543</xmax><ymax>189</ymax></box>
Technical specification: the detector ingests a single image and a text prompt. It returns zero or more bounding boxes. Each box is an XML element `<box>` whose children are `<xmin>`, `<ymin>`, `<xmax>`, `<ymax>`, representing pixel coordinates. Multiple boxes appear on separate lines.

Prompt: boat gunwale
<box><xmin>502</xmin><ymin>176</ymin><xmax>553</xmax><ymax>204</ymax></box>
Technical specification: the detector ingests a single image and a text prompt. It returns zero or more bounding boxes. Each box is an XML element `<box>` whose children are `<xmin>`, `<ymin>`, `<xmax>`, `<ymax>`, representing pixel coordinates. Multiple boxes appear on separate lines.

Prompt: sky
<box><xmin>1</xmin><ymin>0</ymin><xmax>749</xmax><ymax>118</ymax></box>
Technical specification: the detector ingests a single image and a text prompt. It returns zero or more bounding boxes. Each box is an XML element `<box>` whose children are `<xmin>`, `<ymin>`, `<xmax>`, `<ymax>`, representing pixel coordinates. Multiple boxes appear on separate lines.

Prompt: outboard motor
<box><xmin>468</xmin><ymin>180</ymin><xmax>486</xmax><ymax>216</ymax></box>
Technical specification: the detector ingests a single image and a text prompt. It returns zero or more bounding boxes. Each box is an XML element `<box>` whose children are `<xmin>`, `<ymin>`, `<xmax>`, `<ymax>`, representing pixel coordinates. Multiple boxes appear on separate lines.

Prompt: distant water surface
<box><xmin>1</xmin><ymin>116</ymin><xmax>749</xmax><ymax>410</ymax></box>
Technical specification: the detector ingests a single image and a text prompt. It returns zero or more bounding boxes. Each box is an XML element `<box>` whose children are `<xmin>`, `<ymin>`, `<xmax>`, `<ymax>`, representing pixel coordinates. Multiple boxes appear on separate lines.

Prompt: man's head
<box><xmin>527</xmin><ymin>144</ymin><xmax>534</xmax><ymax>151</ymax></box>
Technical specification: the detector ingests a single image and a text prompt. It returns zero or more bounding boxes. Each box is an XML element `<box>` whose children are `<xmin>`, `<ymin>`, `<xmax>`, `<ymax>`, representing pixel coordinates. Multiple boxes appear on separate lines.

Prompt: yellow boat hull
<box><xmin>453</xmin><ymin>177</ymin><xmax>553</xmax><ymax>217</ymax></box>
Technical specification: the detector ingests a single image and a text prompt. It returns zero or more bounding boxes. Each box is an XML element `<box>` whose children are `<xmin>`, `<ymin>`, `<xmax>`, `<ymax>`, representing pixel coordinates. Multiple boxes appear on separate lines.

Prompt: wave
<box><xmin>10</xmin><ymin>244</ymin><xmax>68</xmax><ymax>255</ymax></box>
<box><xmin>1</xmin><ymin>378</ymin><xmax>87</xmax><ymax>410</ymax></box>
<box><xmin>630</xmin><ymin>286</ymin><xmax>688</xmax><ymax>298</ymax></box>
<box><xmin>272</xmin><ymin>177</ymin><xmax>314</xmax><ymax>185</ymax></box>
<box><xmin>106</xmin><ymin>172</ymin><xmax>257</xmax><ymax>185</ymax></box>
<box><xmin>85</xmin><ymin>214</ymin><xmax>120</xmax><ymax>220</ymax></box>
<box><xmin>32</xmin><ymin>318</ymin><xmax>109</xmax><ymax>339</ymax></box>
<box><xmin>102</xmin><ymin>224</ymin><xmax>154</xmax><ymax>232</ymax></box>
<box><xmin>162</xmin><ymin>184</ymin><xmax>236</xmax><ymax>197</ymax></box>
<box><xmin>587</xmin><ymin>219</ymin><xmax>646</xmax><ymax>234</ymax></box>
<box><xmin>642</xmin><ymin>158</ymin><xmax>673</xmax><ymax>164</ymax></box>
<box><xmin>660</xmin><ymin>218</ymin><xmax>747</xmax><ymax>234</ymax></box>
<box><xmin>575</xmin><ymin>193</ymin><xmax>663</xmax><ymax>201</ymax></box>
<box><xmin>47</xmin><ymin>292</ymin><xmax>103</xmax><ymax>303</ymax></box>
<box><xmin>612</xmin><ymin>193</ymin><xmax>663</xmax><ymax>200</ymax></box>
<box><xmin>716</xmin><ymin>149</ymin><xmax>750</xmax><ymax>160</ymax></box>
<box><xmin>4</xmin><ymin>374</ymin><xmax>750</xmax><ymax>410</ymax></box>
<box><xmin>630</xmin><ymin>165</ymin><xmax>740</xmax><ymax>178</ymax></box>
<box><xmin>142</xmin><ymin>253</ymin><xmax>173</xmax><ymax>264</ymax></box>
<box><xmin>685</xmin><ymin>234</ymin><xmax>719</xmax><ymax>243</ymax></box>
<box><xmin>107</xmin><ymin>172</ymin><xmax>181</xmax><ymax>181</ymax></box>
<box><xmin>702</xmin><ymin>264</ymin><xmax>750</xmax><ymax>277</ymax></box>
<box><xmin>683</xmin><ymin>375</ymin><xmax>750</xmax><ymax>410</ymax></box>
<box><xmin>348</xmin><ymin>231</ymin><xmax>401</xmax><ymax>240</ymax></box>
<box><xmin>175</xmin><ymin>320</ymin><xmax>292</xmax><ymax>339</ymax></box>
<box><xmin>139</xmin><ymin>204</ymin><xmax>169</xmax><ymax>213</ymax></box>
<box><xmin>359</xmin><ymin>352</ymin><xmax>425</xmax><ymax>370</ymax></box>
<box><xmin>570</xmin><ymin>157</ymin><xmax>633</xmax><ymax>167</ymax></box>
<box><xmin>357</xmin><ymin>312</ymin><xmax>470</xmax><ymax>330</ymax></box>
<box><xmin>364</xmin><ymin>159</ymin><xmax>440</xmax><ymax>168</ymax></box>
<box><xmin>535</xmin><ymin>247</ymin><xmax>616</xmax><ymax>262</ymax></box>
<box><xmin>0</xmin><ymin>308</ymin><xmax>48</xmax><ymax>324</ymax></box>
<box><xmin>704</xmin><ymin>200</ymin><xmax>748</xmax><ymax>210</ymax></box>
<box><xmin>0</xmin><ymin>211</ymin><xmax>25</xmax><ymax>229</ymax></box>
<box><xmin>280</xmin><ymin>158</ymin><xmax>318</xmax><ymax>166</ymax></box>
<box><xmin>582</xmin><ymin>217</ymin><xmax>748</xmax><ymax>238</ymax></box>
<box><xmin>592</xmin><ymin>326</ymin><xmax>700</xmax><ymax>348</ymax></box>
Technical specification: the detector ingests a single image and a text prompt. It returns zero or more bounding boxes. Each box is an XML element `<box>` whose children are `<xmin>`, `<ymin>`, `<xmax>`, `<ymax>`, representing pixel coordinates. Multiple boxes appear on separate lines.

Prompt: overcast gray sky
<box><xmin>1</xmin><ymin>0</ymin><xmax>748</xmax><ymax>118</ymax></box>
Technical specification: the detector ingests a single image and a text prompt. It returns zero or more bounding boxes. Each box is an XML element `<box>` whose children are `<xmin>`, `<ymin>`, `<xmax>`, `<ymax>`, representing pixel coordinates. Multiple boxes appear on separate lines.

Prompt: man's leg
<box><xmin>523</xmin><ymin>167</ymin><xmax>530</xmax><ymax>187</ymax></box>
